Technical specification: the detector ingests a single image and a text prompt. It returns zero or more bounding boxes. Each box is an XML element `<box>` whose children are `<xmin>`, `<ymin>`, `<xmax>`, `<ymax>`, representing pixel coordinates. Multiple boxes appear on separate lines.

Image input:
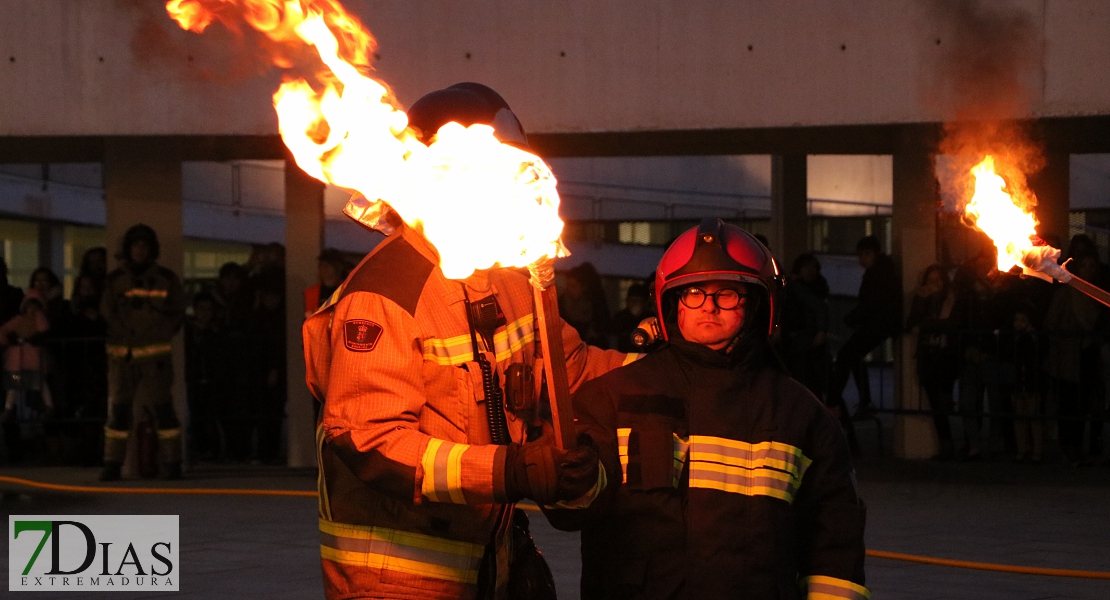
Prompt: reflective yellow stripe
<box><xmin>319</xmin><ymin>519</ymin><xmax>484</xmax><ymax>584</ymax></box>
<box><xmin>688</xmin><ymin>436</ymin><xmax>812</xmax><ymax>479</ymax></box>
<box><xmin>617</xmin><ymin>428</ymin><xmax>631</xmax><ymax>484</ymax></box>
<box><xmin>423</xmin><ymin>334</ymin><xmax>474</xmax><ymax>366</ymax></box>
<box><xmin>156</xmin><ymin>428</ymin><xmax>181</xmax><ymax>440</ymax></box>
<box><xmin>123</xmin><ymin>289</ymin><xmax>169</xmax><ymax>299</ymax></box>
<box><xmin>491</xmin><ymin>315</ymin><xmax>534</xmax><ymax>363</ymax></box>
<box><xmin>106</xmin><ymin>343</ymin><xmax>173</xmax><ymax>359</ymax></box>
<box><xmin>420</xmin><ymin>438</ymin><xmax>471</xmax><ymax>504</ymax></box>
<box><xmin>104</xmin><ymin>427</ymin><xmax>128</xmax><ymax>440</ymax></box>
<box><xmin>805</xmin><ymin>575</ymin><xmax>871</xmax><ymax>600</ymax></box>
<box><xmin>687</xmin><ymin>436</ymin><xmax>811</xmax><ymax>503</ymax></box>
<box><xmin>622</xmin><ymin>353</ymin><xmax>643</xmax><ymax>366</ymax></box>
<box><xmin>422</xmin><ymin>315</ymin><xmax>535</xmax><ymax>366</ymax></box>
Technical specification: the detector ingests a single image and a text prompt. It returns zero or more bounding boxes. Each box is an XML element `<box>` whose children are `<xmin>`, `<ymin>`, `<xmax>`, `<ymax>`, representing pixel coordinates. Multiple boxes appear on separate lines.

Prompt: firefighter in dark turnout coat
<box><xmin>546</xmin><ymin>219</ymin><xmax>869</xmax><ymax>600</ymax></box>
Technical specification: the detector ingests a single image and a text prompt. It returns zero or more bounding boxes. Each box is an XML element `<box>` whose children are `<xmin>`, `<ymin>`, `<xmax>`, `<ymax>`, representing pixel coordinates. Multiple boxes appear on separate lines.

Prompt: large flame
<box><xmin>963</xmin><ymin>155</ymin><xmax>1039</xmax><ymax>272</ymax></box>
<box><xmin>166</xmin><ymin>0</ymin><xmax>565</xmax><ymax>279</ymax></box>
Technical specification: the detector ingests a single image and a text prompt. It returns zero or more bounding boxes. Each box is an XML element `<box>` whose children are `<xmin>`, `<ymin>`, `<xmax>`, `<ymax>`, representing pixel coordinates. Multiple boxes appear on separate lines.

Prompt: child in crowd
<box><xmin>0</xmin><ymin>293</ymin><xmax>54</xmax><ymax>461</ymax></box>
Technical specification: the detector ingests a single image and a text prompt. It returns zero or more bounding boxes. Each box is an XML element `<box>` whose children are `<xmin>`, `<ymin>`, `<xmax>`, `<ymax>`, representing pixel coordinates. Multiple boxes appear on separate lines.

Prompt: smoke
<box><xmin>927</xmin><ymin>0</ymin><xmax>1046</xmax><ymax>212</ymax></box>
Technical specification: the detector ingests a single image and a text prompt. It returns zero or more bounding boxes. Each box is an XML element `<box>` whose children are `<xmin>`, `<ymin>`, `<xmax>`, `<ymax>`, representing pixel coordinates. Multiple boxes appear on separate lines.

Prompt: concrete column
<box><xmin>891</xmin><ymin>148</ymin><xmax>938</xmax><ymax>459</ymax></box>
<box><xmin>102</xmin><ymin>137</ymin><xmax>185</xmax><ymax>473</ymax></box>
<box><xmin>1029</xmin><ymin>150</ymin><xmax>1070</xmax><ymax>249</ymax></box>
<box><xmin>770</xmin><ymin>154</ymin><xmax>808</xmax><ymax>267</ymax></box>
<box><xmin>284</xmin><ymin>159</ymin><xmax>325</xmax><ymax>468</ymax></box>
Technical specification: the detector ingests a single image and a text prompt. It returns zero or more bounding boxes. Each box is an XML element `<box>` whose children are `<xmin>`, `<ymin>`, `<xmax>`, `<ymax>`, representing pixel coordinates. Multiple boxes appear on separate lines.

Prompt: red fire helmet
<box><xmin>654</xmin><ymin>218</ymin><xmax>782</xmax><ymax>338</ymax></box>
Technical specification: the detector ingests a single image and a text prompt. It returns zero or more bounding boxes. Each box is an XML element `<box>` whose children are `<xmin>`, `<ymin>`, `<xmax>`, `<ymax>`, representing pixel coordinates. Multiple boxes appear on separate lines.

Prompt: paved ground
<box><xmin>3</xmin><ymin>458</ymin><xmax>1109</xmax><ymax>599</ymax></box>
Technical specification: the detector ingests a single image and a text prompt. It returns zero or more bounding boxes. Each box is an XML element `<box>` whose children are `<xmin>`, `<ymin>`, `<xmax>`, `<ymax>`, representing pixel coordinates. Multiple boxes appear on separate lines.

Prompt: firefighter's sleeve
<box><xmin>100</xmin><ymin>277</ymin><xmax>125</xmax><ymax>340</ymax></box>
<box><xmin>562</xmin><ymin>319</ymin><xmax>640</xmax><ymax>392</ymax></box>
<box><xmin>322</xmin><ymin>291</ymin><xmax>501</xmax><ymax>505</ymax></box>
<box><xmin>794</xmin><ymin>411</ymin><xmax>870</xmax><ymax>600</ymax></box>
<box><xmin>542</xmin><ymin>376</ymin><xmax>620</xmax><ymax>531</ymax></box>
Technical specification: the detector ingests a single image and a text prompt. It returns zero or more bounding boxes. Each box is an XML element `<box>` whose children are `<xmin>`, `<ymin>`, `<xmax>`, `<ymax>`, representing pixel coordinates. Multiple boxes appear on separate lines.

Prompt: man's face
<box><xmin>677</xmin><ymin>280</ymin><xmax>747</xmax><ymax>351</ymax></box>
<box><xmin>857</xmin><ymin>249</ymin><xmax>876</xmax><ymax>269</ymax></box>
<box><xmin>129</xmin><ymin>240</ymin><xmax>150</xmax><ymax>264</ymax></box>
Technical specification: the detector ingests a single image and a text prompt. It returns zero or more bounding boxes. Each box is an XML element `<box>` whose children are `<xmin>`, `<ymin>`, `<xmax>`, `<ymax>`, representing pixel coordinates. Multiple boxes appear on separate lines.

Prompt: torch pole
<box><xmin>1068</xmin><ymin>276</ymin><xmax>1110</xmax><ymax>309</ymax></box>
<box><xmin>1024</xmin><ymin>251</ymin><xmax>1110</xmax><ymax>309</ymax></box>
<box><xmin>529</xmin><ymin>259</ymin><xmax>575</xmax><ymax>451</ymax></box>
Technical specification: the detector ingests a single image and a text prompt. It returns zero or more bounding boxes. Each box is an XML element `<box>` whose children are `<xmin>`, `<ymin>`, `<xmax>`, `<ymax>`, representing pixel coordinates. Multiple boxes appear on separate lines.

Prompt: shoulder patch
<box><xmin>344</xmin><ymin>319</ymin><xmax>383</xmax><ymax>352</ymax></box>
<box><xmin>341</xmin><ymin>237</ymin><xmax>435</xmax><ymax>316</ymax></box>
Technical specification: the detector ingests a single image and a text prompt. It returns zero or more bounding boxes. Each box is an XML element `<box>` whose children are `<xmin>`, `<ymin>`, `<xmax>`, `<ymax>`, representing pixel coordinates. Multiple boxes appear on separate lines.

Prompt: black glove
<box><xmin>503</xmin><ymin>437</ymin><xmax>600</xmax><ymax>505</ymax></box>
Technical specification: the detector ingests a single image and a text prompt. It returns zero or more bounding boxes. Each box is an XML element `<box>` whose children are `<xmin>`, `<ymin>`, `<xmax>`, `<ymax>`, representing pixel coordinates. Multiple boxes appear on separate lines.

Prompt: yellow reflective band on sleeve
<box><xmin>617</xmin><ymin>428</ymin><xmax>631</xmax><ymax>484</ymax></box>
<box><xmin>103</xmin><ymin>427</ymin><xmax>129</xmax><ymax>440</ymax></box>
<box><xmin>804</xmin><ymin>575</ymin><xmax>871</xmax><ymax>600</ymax></box>
<box><xmin>156</xmin><ymin>428</ymin><xmax>181</xmax><ymax>440</ymax></box>
<box><xmin>420</xmin><ymin>438</ymin><xmax>472</xmax><ymax>504</ymax></box>
<box><xmin>622</xmin><ymin>353</ymin><xmax>643</xmax><ymax>366</ymax></box>
<box><xmin>687</xmin><ymin>436</ymin><xmax>812</xmax><ymax>504</ymax></box>
<box><xmin>319</xmin><ymin>519</ymin><xmax>485</xmax><ymax>584</ymax></box>
<box><xmin>672</xmin><ymin>433</ymin><xmax>690</xmax><ymax>487</ymax></box>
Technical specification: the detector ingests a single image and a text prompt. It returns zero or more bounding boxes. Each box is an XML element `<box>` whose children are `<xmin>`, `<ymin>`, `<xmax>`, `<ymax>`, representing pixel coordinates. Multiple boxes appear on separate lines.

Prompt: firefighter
<box><xmin>303</xmin><ymin>82</ymin><xmax>636</xmax><ymax>600</ymax></box>
<box><xmin>546</xmin><ymin>219</ymin><xmax>869</xmax><ymax>600</ymax></box>
<box><xmin>99</xmin><ymin>224</ymin><xmax>186</xmax><ymax>481</ymax></box>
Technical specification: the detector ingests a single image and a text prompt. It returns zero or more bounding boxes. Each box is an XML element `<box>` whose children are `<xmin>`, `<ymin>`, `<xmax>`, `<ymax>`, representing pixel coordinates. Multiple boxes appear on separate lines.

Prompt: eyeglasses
<box><xmin>679</xmin><ymin>287</ymin><xmax>745</xmax><ymax>310</ymax></box>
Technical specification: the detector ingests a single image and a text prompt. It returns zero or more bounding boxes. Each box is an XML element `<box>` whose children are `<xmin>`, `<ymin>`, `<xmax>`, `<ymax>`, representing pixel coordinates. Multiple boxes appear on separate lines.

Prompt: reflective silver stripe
<box><xmin>687</xmin><ymin>436</ymin><xmax>811</xmax><ymax>503</ymax></box>
<box><xmin>420</xmin><ymin>439</ymin><xmax>469</xmax><ymax>504</ymax></box>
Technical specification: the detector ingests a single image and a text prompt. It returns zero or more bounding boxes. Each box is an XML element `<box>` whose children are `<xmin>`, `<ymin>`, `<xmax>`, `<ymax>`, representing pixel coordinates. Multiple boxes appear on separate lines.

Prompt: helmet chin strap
<box><xmin>721</xmin><ymin>293</ymin><xmax>764</xmax><ymax>355</ymax></box>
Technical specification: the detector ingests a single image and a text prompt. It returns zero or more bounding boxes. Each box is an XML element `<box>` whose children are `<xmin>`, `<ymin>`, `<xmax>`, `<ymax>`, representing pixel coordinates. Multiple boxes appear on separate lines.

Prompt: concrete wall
<box><xmin>2</xmin><ymin>1</ymin><xmax>1108</xmax><ymax>137</ymax></box>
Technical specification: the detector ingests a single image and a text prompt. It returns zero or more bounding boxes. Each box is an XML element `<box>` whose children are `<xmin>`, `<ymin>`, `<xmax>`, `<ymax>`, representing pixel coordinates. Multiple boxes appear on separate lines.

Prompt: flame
<box><xmin>166</xmin><ymin>0</ymin><xmax>565</xmax><ymax>280</ymax></box>
<box><xmin>963</xmin><ymin>155</ymin><xmax>1039</xmax><ymax>271</ymax></box>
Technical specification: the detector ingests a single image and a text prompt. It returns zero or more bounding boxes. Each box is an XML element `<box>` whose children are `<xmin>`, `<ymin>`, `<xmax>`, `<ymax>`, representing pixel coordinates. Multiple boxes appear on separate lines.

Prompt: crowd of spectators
<box><xmin>2</xmin><ymin>228</ymin><xmax>1108</xmax><ymax>469</ymax></box>
<box><xmin>0</xmin><ymin>241</ymin><xmax>294</xmax><ymax>468</ymax></box>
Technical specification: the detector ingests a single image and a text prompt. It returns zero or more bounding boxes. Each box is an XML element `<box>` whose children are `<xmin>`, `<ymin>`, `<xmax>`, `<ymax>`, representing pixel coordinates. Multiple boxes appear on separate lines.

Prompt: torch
<box><xmin>1021</xmin><ymin>245</ymin><xmax>1110</xmax><ymax>308</ymax></box>
<box><xmin>167</xmin><ymin>0</ymin><xmax>579</xmax><ymax>448</ymax></box>
<box><xmin>528</xmin><ymin>258</ymin><xmax>575</xmax><ymax>451</ymax></box>
<box><xmin>965</xmin><ymin>155</ymin><xmax>1110</xmax><ymax>309</ymax></box>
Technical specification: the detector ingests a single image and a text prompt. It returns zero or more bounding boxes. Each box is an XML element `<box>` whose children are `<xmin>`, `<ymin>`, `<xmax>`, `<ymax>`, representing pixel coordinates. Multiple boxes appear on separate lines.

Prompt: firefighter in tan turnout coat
<box><xmin>303</xmin><ymin>83</ymin><xmax>635</xmax><ymax>599</ymax></box>
<box><xmin>100</xmin><ymin>224</ymin><xmax>186</xmax><ymax>481</ymax></box>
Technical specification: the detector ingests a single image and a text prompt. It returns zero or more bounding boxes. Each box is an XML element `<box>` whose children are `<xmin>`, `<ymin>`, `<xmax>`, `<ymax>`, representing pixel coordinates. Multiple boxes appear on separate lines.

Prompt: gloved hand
<box><xmin>502</xmin><ymin>436</ymin><xmax>599</xmax><ymax>505</ymax></box>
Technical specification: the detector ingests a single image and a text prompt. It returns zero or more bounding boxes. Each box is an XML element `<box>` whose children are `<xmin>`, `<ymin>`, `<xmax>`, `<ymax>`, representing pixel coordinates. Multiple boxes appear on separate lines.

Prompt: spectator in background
<box><xmin>213</xmin><ymin>262</ymin><xmax>251</xmax><ymax>330</ymax></box>
<box><xmin>1006</xmin><ymin>305</ymin><xmax>1048</xmax><ymax>462</ymax></box>
<box><xmin>610</xmin><ymin>283</ymin><xmax>651</xmax><ymax>352</ymax></box>
<box><xmin>951</xmin><ymin>247</ymin><xmax>997</xmax><ymax>460</ymax></box>
<box><xmin>303</xmin><ymin>248</ymin><xmax>348</xmax><ymax>317</ymax></box>
<box><xmin>0</xmin><ymin>292</ymin><xmax>53</xmax><ymax>462</ymax></box>
<box><xmin>827</xmin><ymin>236</ymin><xmax>901</xmax><ymax>425</ymax></box>
<box><xmin>185</xmin><ymin>293</ymin><xmax>227</xmax><ymax>462</ymax></box>
<box><xmin>66</xmin><ymin>273</ymin><xmax>108</xmax><ymax>466</ymax></box>
<box><xmin>560</xmin><ymin>262</ymin><xmax>612</xmax><ymax>349</ymax></box>
<box><xmin>30</xmin><ymin>268</ymin><xmax>69</xmax><ymax>333</ymax></box>
<box><xmin>782</xmin><ymin>253</ymin><xmax>831</xmax><ymax>400</ymax></box>
<box><xmin>907</xmin><ymin>265</ymin><xmax>962</xmax><ymax>460</ymax></box>
<box><xmin>79</xmin><ymin>247</ymin><xmax>108</xmax><ymax>287</ymax></box>
<box><xmin>247</xmin><ymin>283</ymin><xmax>286</xmax><ymax>464</ymax></box>
<box><xmin>1044</xmin><ymin>254</ymin><xmax>1103</xmax><ymax>466</ymax></box>
<box><xmin>0</xmin><ymin>257</ymin><xmax>24</xmax><ymax>326</ymax></box>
